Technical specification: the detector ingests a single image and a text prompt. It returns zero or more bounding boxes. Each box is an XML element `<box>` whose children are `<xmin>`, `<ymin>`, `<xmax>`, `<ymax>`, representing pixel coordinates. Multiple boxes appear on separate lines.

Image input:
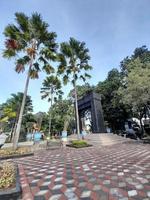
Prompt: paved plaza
<box><xmin>14</xmin><ymin>134</ymin><xmax>150</xmax><ymax>200</ymax></box>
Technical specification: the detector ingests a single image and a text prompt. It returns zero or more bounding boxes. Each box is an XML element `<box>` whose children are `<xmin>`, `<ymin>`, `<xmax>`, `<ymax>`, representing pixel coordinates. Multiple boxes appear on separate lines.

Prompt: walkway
<box><xmin>15</xmin><ymin>134</ymin><xmax>150</xmax><ymax>200</ymax></box>
<box><xmin>69</xmin><ymin>133</ymin><xmax>131</xmax><ymax>146</ymax></box>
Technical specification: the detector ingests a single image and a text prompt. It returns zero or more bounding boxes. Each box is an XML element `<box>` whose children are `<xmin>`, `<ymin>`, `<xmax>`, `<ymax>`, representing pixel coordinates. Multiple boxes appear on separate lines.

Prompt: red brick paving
<box><xmin>12</xmin><ymin>135</ymin><xmax>150</xmax><ymax>199</ymax></box>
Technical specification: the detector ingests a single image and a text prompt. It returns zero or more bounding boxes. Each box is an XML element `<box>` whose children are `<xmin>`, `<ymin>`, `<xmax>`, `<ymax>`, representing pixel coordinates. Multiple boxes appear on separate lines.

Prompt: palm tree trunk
<box><xmin>48</xmin><ymin>88</ymin><xmax>54</xmax><ymax>138</ymax></box>
<box><xmin>48</xmin><ymin>98</ymin><xmax>52</xmax><ymax>138</ymax></box>
<box><xmin>10</xmin><ymin>122</ymin><xmax>16</xmax><ymax>142</ymax></box>
<box><xmin>11</xmin><ymin>108</ymin><xmax>20</xmax><ymax>142</ymax></box>
<box><xmin>74</xmin><ymin>80</ymin><xmax>80</xmax><ymax>138</ymax></box>
<box><xmin>48</xmin><ymin>111</ymin><xmax>52</xmax><ymax>138</ymax></box>
<box><xmin>13</xmin><ymin>71</ymin><xmax>30</xmax><ymax>149</ymax></box>
<box><xmin>11</xmin><ymin>122</ymin><xmax>17</xmax><ymax>142</ymax></box>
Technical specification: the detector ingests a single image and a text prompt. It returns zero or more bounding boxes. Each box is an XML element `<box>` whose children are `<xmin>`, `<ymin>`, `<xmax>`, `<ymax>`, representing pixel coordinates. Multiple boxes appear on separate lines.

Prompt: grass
<box><xmin>0</xmin><ymin>147</ymin><xmax>32</xmax><ymax>157</ymax></box>
<box><xmin>68</xmin><ymin>140</ymin><xmax>92</xmax><ymax>148</ymax></box>
<box><xmin>0</xmin><ymin>162</ymin><xmax>16</xmax><ymax>189</ymax></box>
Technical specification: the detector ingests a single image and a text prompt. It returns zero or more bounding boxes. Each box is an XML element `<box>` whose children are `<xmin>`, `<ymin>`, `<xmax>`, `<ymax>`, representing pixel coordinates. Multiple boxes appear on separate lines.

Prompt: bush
<box><xmin>70</xmin><ymin>140</ymin><xmax>90</xmax><ymax>148</ymax></box>
<box><xmin>71</xmin><ymin>140</ymin><xmax>87</xmax><ymax>145</ymax></box>
<box><xmin>0</xmin><ymin>162</ymin><xmax>15</xmax><ymax>189</ymax></box>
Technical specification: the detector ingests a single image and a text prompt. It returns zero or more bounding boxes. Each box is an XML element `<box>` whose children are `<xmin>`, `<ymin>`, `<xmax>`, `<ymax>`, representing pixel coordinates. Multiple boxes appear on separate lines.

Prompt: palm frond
<box><xmin>58</xmin><ymin>37</ymin><xmax>92</xmax><ymax>86</ymax></box>
<box><xmin>84</xmin><ymin>73</ymin><xmax>91</xmax><ymax>79</ymax></box>
<box><xmin>33</xmin><ymin>62</ymin><xmax>41</xmax><ymax>72</ymax></box>
<box><xmin>29</xmin><ymin>69</ymin><xmax>39</xmax><ymax>79</ymax></box>
<box><xmin>30</xmin><ymin>12</ymin><xmax>49</xmax><ymax>41</ymax></box>
<box><xmin>15</xmin><ymin>56</ymin><xmax>30</xmax><ymax>73</ymax></box>
<box><xmin>15</xmin><ymin>12</ymin><xmax>29</xmax><ymax>33</ymax></box>
<box><xmin>15</xmin><ymin>64</ymin><xmax>25</xmax><ymax>73</ymax></box>
<box><xmin>80</xmin><ymin>75</ymin><xmax>86</xmax><ymax>82</ymax></box>
<box><xmin>40</xmin><ymin>48</ymin><xmax>56</xmax><ymax>61</ymax></box>
<box><xmin>60</xmin><ymin>42</ymin><xmax>72</xmax><ymax>57</ymax></box>
<box><xmin>41</xmin><ymin>93</ymin><xmax>49</xmax><ymax>99</ymax></box>
<box><xmin>42</xmin><ymin>64</ymin><xmax>55</xmax><ymax>74</ymax></box>
<box><xmin>3</xmin><ymin>49</ymin><xmax>16</xmax><ymax>58</ymax></box>
<box><xmin>63</xmin><ymin>75</ymin><xmax>69</xmax><ymax>85</ymax></box>
<box><xmin>4</xmin><ymin>24</ymin><xmax>20</xmax><ymax>40</ymax></box>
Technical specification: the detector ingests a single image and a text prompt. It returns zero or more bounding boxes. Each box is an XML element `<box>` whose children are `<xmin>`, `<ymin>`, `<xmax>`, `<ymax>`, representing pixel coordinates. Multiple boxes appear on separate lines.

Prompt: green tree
<box><xmin>41</xmin><ymin>75</ymin><xmax>63</xmax><ymax>137</ymax></box>
<box><xmin>50</xmin><ymin>99</ymin><xmax>74</xmax><ymax>135</ymax></box>
<box><xmin>7</xmin><ymin>92</ymin><xmax>33</xmax><ymax>115</ymax></box>
<box><xmin>3</xmin><ymin>12</ymin><xmax>57</xmax><ymax>149</ymax></box>
<box><xmin>118</xmin><ymin>58</ymin><xmax>150</xmax><ymax>118</ymax></box>
<box><xmin>120</xmin><ymin>46</ymin><xmax>150</xmax><ymax>77</ymax></box>
<box><xmin>0</xmin><ymin>93</ymin><xmax>33</xmax><ymax>140</ymax></box>
<box><xmin>58</xmin><ymin>38</ymin><xmax>92</xmax><ymax>137</ymax></box>
<box><xmin>69</xmin><ymin>83</ymin><xmax>94</xmax><ymax>99</ymax></box>
<box><xmin>95</xmin><ymin>69</ymin><xmax>129</xmax><ymax>131</ymax></box>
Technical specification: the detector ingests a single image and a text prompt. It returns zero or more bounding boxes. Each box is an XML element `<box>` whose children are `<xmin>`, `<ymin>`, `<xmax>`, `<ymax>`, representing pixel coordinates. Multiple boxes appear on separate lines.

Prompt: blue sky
<box><xmin>0</xmin><ymin>0</ymin><xmax>150</xmax><ymax>113</ymax></box>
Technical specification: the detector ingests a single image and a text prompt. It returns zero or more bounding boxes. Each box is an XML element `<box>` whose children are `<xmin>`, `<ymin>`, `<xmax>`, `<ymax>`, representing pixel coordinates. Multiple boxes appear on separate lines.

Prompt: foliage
<box><xmin>95</xmin><ymin>69</ymin><xmax>130</xmax><ymax>130</ymax></box>
<box><xmin>3</xmin><ymin>12</ymin><xmax>58</xmax><ymax>78</ymax></box>
<box><xmin>119</xmin><ymin>46</ymin><xmax>150</xmax><ymax>117</ymax></box>
<box><xmin>34</xmin><ymin>112</ymin><xmax>45</xmax><ymax>130</ymax></box>
<box><xmin>71</xmin><ymin>140</ymin><xmax>87</xmax><ymax>145</ymax></box>
<box><xmin>69</xmin><ymin>83</ymin><xmax>94</xmax><ymax>99</ymax></box>
<box><xmin>41</xmin><ymin>75</ymin><xmax>63</xmax><ymax>136</ymax></box>
<box><xmin>0</xmin><ymin>93</ymin><xmax>33</xmax><ymax>132</ymax></box>
<box><xmin>69</xmin><ymin>140</ymin><xmax>91</xmax><ymax>148</ymax></box>
<box><xmin>0</xmin><ymin>162</ymin><xmax>15</xmax><ymax>189</ymax></box>
<box><xmin>118</xmin><ymin>58</ymin><xmax>150</xmax><ymax>112</ymax></box>
<box><xmin>41</xmin><ymin>75</ymin><xmax>63</xmax><ymax>102</ymax></box>
<box><xmin>58</xmin><ymin>37</ymin><xmax>92</xmax><ymax>85</ymax></box>
<box><xmin>120</xmin><ymin>45</ymin><xmax>150</xmax><ymax>77</ymax></box>
<box><xmin>58</xmin><ymin>37</ymin><xmax>92</xmax><ymax>136</ymax></box>
<box><xmin>7</xmin><ymin>92</ymin><xmax>33</xmax><ymax>114</ymax></box>
<box><xmin>3</xmin><ymin>12</ymin><xmax>58</xmax><ymax>148</ymax></box>
<box><xmin>50</xmin><ymin>99</ymin><xmax>75</xmax><ymax>134</ymax></box>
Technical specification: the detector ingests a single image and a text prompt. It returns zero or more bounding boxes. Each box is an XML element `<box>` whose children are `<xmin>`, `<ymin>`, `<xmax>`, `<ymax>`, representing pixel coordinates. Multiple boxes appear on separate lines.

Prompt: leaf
<box><xmin>15</xmin><ymin>12</ymin><xmax>29</xmax><ymax>33</ymax></box>
<box><xmin>42</xmin><ymin>64</ymin><xmax>55</xmax><ymax>74</ymax></box>
<box><xmin>15</xmin><ymin>64</ymin><xmax>25</xmax><ymax>73</ymax></box>
<box><xmin>29</xmin><ymin>69</ymin><xmax>39</xmax><ymax>79</ymax></box>
<box><xmin>33</xmin><ymin>62</ymin><xmax>41</xmax><ymax>71</ymax></box>
<box><xmin>84</xmin><ymin>73</ymin><xmax>91</xmax><ymax>79</ymax></box>
<box><xmin>63</xmin><ymin>75</ymin><xmax>69</xmax><ymax>85</ymax></box>
<box><xmin>3</xmin><ymin>49</ymin><xmax>16</xmax><ymax>58</ymax></box>
<box><xmin>80</xmin><ymin>75</ymin><xmax>86</xmax><ymax>82</ymax></box>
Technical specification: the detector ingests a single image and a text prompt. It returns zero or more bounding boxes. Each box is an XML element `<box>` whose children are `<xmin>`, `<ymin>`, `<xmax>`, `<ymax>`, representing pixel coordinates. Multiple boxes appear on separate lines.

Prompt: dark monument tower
<box><xmin>78</xmin><ymin>92</ymin><xmax>106</xmax><ymax>133</ymax></box>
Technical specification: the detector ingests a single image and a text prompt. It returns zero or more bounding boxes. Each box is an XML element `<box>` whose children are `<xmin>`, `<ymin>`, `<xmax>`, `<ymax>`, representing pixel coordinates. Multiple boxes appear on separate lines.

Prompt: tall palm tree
<box><xmin>58</xmin><ymin>38</ymin><xmax>92</xmax><ymax>137</ymax></box>
<box><xmin>3</xmin><ymin>12</ymin><xmax>57</xmax><ymax>149</ymax></box>
<box><xmin>41</xmin><ymin>75</ymin><xmax>63</xmax><ymax>137</ymax></box>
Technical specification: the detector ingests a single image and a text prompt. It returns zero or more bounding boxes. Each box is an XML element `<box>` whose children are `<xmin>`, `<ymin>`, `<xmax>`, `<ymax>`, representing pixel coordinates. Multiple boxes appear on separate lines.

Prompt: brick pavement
<box><xmin>69</xmin><ymin>133</ymin><xmax>132</xmax><ymax>146</ymax></box>
<box><xmin>14</xmin><ymin>134</ymin><xmax>150</xmax><ymax>200</ymax></box>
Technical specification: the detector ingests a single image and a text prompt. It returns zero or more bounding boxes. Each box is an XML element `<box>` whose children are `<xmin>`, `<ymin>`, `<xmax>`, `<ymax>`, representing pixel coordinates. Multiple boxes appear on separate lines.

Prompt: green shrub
<box><xmin>71</xmin><ymin>140</ymin><xmax>87</xmax><ymax>145</ymax></box>
<box><xmin>70</xmin><ymin>140</ymin><xmax>89</xmax><ymax>147</ymax></box>
<box><xmin>0</xmin><ymin>162</ymin><xmax>15</xmax><ymax>189</ymax></box>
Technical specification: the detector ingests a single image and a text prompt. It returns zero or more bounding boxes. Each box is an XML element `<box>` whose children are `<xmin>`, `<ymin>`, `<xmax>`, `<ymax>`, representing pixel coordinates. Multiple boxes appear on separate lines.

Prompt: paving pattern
<box><xmin>14</xmin><ymin>134</ymin><xmax>150</xmax><ymax>200</ymax></box>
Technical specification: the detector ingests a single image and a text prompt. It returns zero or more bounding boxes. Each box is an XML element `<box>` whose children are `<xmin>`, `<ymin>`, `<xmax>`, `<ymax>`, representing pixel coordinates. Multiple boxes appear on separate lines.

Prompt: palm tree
<box><xmin>3</xmin><ymin>12</ymin><xmax>57</xmax><ymax>149</ymax></box>
<box><xmin>7</xmin><ymin>92</ymin><xmax>33</xmax><ymax>142</ymax></box>
<box><xmin>58</xmin><ymin>38</ymin><xmax>92</xmax><ymax>138</ymax></box>
<box><xmin>41</xmin><ymin>75</ymin><xmax>63</xmax><ymax>137</ymax></box>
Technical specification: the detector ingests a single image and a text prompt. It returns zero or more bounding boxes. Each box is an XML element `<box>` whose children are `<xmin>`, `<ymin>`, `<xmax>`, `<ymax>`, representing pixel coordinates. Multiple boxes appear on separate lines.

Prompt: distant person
<box><xmin>0</xmin><ymin>129</ymin><xmax>7</xmax><ymax>148</ymax></box>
